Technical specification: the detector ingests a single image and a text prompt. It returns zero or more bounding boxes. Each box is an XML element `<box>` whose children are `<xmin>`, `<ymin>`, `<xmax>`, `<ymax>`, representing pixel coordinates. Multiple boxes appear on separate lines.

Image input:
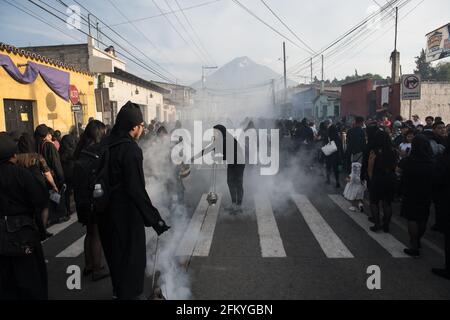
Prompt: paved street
<box><xmin>43</xmin><ymin>166</ymin><xmax>450</xmax><ymax>300</ymax></box>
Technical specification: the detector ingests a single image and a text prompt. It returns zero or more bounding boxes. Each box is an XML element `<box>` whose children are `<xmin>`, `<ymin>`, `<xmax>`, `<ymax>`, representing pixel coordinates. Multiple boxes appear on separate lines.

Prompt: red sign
<box><xmin>69</xmin><ymin>85</ymin><xmax>79</xmax><ymax>105</ymax></box>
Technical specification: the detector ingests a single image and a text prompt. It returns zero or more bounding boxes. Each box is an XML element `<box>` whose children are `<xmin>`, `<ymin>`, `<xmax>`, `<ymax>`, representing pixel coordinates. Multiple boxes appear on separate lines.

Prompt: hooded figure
<box><xmin>97</xmin><ymin>101</ymin><xmax>169</xmax><ymax>300</ymax></box>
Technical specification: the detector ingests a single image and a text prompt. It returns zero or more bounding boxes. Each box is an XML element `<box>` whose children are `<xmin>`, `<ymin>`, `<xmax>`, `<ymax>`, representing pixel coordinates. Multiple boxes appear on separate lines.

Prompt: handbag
<box><xmin>321</xmin><ymin>140</ymin><xmax>338</xmax><ymax>156</ymax></box>
<box><xmin>0</xmin><ymin>215</ymin><xmax>41</xmax><ymax>256</ymax></box>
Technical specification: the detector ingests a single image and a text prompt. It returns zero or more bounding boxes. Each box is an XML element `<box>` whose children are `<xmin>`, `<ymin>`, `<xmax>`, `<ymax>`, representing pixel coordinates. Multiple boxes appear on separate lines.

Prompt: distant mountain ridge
<box><xmin>191</xmin><ymin>56</ymin><xmax>295</xmax><ymax>90</ymax></box>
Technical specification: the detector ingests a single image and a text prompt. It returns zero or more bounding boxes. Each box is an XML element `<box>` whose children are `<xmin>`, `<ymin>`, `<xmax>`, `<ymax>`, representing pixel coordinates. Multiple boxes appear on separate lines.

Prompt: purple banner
<box><xmin>0</xmin><ymin>53</ymin><xmax>70</xmax><ymax>101</ymax></box>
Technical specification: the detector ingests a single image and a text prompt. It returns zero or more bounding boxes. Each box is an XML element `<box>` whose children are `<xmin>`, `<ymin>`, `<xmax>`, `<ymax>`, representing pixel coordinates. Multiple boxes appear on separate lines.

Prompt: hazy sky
<box><xmin>0</xmin><ymin>0</ymin><xmax>449</xmax><ymax>86</ymax></box>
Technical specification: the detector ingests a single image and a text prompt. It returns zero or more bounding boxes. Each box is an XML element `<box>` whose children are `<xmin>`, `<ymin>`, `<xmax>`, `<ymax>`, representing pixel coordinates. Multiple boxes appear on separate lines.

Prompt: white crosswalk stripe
<box><xmin>51</xmin><ymin>194</ymin><xmax>444</xmax><ymax>261</ymax></box>
<box><xmin>175</xmin><ymin>194</ymin><xmax>212</xmax><ymax>259</ymax></box>
<box><xmin>329</xmin><ymin>194</ymin><xmax>410</xmax><ymax>258</ymax></box>
<box><xmin>56</xmin><ymin>235</ymin><xmax>85</xmax><ymax>258</ymax></box>
<box><xmin>44</xmin><ymin>214</ymin><xmax>77</xmax><ymax>243</ymax></box>
<box><xmin>254</xmin><ymin>193</ymin><xmax>286</xmax><ymax>258</ymax></box>
<box><xmin>193</xmin><ymin>194</ymin><xmax>222</xmax><ymax>257</ymax></box>
<box><xmin>292</xmin><ymin>194</ymin><xmax>354</xmax><ymax>258</ymax></box>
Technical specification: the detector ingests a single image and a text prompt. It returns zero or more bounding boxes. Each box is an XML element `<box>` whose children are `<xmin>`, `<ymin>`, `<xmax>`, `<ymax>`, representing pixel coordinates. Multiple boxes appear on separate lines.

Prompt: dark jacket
<box><xmin>97</xmin><ymin>132</ymin><xmax>163</xmax><ymax>299</ymax></box>
<box><xmin>0</xmin><ymin>162</ymin><xmax>48</xmax><ymax>217</ymax></box>
<box><xmin>434</xmin><ymin>153</ymin><xmax>450</xmax><ymax>233</ymax></box>
<box><xmin>39</xmin><ymin>141</ymin><xmax>64</xmax><ymax>186</ymax></box>
<box><xmin>59</xmin><ymin>135</ymin><xmax>77</xmax><ymax>185</ymax></box>
<box><xmin>399</xmin><ymin>156</ymin><xmax>433</xmax><ymax>221</ymax></box>
<box><xmin>346</xmin><ymin>126</ymin><xmax>366</xmax><ymax>155</ymax></box>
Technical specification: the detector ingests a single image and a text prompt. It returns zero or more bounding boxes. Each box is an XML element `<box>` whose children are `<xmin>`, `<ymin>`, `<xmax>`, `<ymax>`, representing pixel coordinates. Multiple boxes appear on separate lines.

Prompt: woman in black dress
<box><xmin>432</xmin><ymin>134</ymin><xmax>450</xmax><ymax>278</ymax></box>
<box><xmin>73</xmin><ymin>120</ymin><xmax>109</xmax><ymax>281</ymax></box>
<box><xmin>324</xmin><ymin>125</ymin><xmax>344</xmax><ymax>188</ymax></box>
<box><xmin>368</xmin><ymin>131</ymin><xmax>398</xmax><ymax>233</ymax></box>
<box><xmin>398</xmin><ymin>134</ymin><xmax>433</xmax><ymax>257</ymax></box>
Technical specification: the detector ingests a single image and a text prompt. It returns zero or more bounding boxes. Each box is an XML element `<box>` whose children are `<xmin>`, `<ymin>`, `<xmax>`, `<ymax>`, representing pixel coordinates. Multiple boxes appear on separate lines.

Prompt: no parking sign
<box><xmin>401</xmin><ymin>74</ymin><xmax>421</xmax><ymax>100</ymax></box>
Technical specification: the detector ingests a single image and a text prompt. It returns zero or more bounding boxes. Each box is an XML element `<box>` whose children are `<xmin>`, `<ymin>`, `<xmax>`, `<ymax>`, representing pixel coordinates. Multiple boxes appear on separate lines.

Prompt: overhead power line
<box><xmin>287</xmin><ymin>0</ymin><xmax>401</xmax><ymax>74</ymax></box>
<box><xmin>150</xmin><ymin>0</ymin><xmax>209</xmax><ymax>65</ymax></box>
<box><xmin>106</xmin><ymin>0</ymin><xmax>177</xmax><ymax>80</ymax></box>
<box><xmin>62</xmin><ymin>0</ymin><xmax>178</xmax><ymax>83</ymax></box>
<box><xmin>109</xmin><ymin>0</ymin><xmax>222</xmax><ymax>27</ymax></box>
<box><xmin>2</xmin><ymin>0</ymin><xmax>84</xmax><ymax>43</ymax></box>
<box><xmin>231</xmin><ymin>0</ymin><xmax>315</xmax><ymax>55</ymax></box>
<box><xmin>259</xmin><ymin>0</ymin><xmax>316</xmax><ymax>55</ymax></box>
<box><xmin>173</xmin><ymin>0</ymin><xmax>216</xmax><ymax>66</ymax></box>
<box><xmin>162</xmin><ymin>0</ymin><xmax>211</xmax><ymax>65</ymax></box>
<box><xmin>27</xmin><ymin>0</ymin><xmax>177</xmax><ymax>83</ymax></box>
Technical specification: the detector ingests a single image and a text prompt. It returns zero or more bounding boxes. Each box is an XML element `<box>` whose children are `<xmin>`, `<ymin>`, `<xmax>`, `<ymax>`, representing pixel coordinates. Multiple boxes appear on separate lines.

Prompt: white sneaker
<box><xmin>349</xmin><ymin>206</ymin><xmax>357</xmax><ymax>212</ymax></box>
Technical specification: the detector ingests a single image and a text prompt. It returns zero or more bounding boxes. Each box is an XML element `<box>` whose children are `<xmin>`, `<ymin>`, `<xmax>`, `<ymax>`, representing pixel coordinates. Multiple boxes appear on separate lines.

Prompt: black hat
<box><xmin>0</xmin><ymin>132</ymin><xmax>18</xmax><ymax>163</ymax></box>
<box><xmin>34</xmin><ymin>124</ymin><xmax>50</xmax><ymax>139</ymax></box>
<box><xmin>114</xmin><ymin>101</ymin><xmax>144</xmax><ymax>132</ymax></box>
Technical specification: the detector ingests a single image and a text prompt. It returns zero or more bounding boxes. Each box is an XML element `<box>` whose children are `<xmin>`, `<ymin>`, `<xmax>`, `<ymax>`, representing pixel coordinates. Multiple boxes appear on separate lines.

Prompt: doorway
<box><xmin>3</xmin><ymin>99</ymin><xmax>34</xmax><ymax>136</ymax></box>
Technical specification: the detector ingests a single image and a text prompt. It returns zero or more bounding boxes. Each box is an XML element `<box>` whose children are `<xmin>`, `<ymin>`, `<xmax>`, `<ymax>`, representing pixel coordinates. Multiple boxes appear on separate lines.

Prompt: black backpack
<box><xmin>73</xmin><ymin>139</ymin><xmax>130</xmax><ymax>219</ymax></box>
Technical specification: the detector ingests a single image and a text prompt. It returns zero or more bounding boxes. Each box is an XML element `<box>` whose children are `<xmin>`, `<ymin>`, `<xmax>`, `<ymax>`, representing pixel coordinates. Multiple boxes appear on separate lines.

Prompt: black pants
<box><xmin>227</xmin><ymin>164</ymin><xmax>245</xmax><ymax>205</ymax></box>
<box><xmin>325</xmin><ymin>154</ymin><xmax>339</xmax><ymax>184</ymax></box>
<box><xmin>445</xmin><ymin>232</ymin><xmax>450</xmax><ymax>271</ymax></box>
<box><xmin>0</xmin><ymin>245</ymin><xmax>48</xmax><ymax>300</ymax></box>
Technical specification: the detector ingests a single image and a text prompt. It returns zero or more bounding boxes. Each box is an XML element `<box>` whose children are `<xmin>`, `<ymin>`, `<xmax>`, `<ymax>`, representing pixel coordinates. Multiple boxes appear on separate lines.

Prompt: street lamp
<box><xmin>202</xmin><ymin>66</ymin><xmax>218</xmax><ymax>90</ymax></box>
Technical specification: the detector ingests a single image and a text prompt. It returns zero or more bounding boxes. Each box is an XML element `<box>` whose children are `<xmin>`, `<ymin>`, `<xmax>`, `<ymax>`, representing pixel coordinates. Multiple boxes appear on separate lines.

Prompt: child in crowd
<box><xmin>343</xmin><ymin>161</ymin><xmax>366</xmax><ymax>212</ymax></box>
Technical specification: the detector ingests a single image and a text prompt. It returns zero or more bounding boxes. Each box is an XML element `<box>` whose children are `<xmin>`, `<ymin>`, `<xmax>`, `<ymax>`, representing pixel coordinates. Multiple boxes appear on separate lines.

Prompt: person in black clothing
<box><xmin>73</xmin><ymin>120</ymin><xmax>110</xmax><ymax>282</ymax></box>
<box><xmin>393</xmin><ymin>124</ymin><xmax>410</xmax><ymax>147</ymax></box>
<box><xmin>425</xmin><ymin>121</ymin><xmax>446</xmax><ymax>157</ymax></box>
<box><xmin>398</xmin><ymin>134</ymin><xmax>434</xmax><ymax>257</ymax></box>
<box><xmin>98</xmin><ymin>102</ymin><xmax>170</xmax><ymax>300</ymax></box>
<box><xmin>192</xmin><ymin>124</ymin><xmax>246</xmax><ymax>213</ymax></box>
<box><xmin>0</xmin><ymin>133</ymin><xmax>49</xmax><ymax>300</ymax></box>
<box><xmin>424</xmin><ymin>116</ymin><xmax>434</xmax><ymax>131</ymax></box>
<box><xmin>59</xmin><ymin>134</ymin><xmax>77</xmax><ymax>215</ymax></box>
<box><xmin>367</xmin><ymin>130</ymin><xmax>398</xmax><ymax>233</ymax></box>
<box><xmin>432</xmin><ymin>134</ymin><xmax>450</xmax><ymax>279</ymax></box>
<box><xmin>325</xmin><ymin>125</ymin><xmax>344</xmax><ymax>188</ymax></box>
<box><xmin>346</xmin><ymin>116</ymin><xmax>366</xmax><ymax>168</ymax></box>
<box><xmin>17</xmin><ymin>133</ymin><xmax>57</xmax><ymax>240</ymax></box>
<box><xmin>34</xmin><ymin>124</ymin><xmax>67</xmax><ymax>224</ymax></box>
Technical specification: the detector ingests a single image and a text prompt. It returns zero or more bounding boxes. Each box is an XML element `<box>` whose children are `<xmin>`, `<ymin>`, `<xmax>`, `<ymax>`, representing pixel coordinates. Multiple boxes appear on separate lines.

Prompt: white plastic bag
<box><xmin>321</xmin><ymin>140</ymin><xmax>338</xmax><ymax>156</ymax></box>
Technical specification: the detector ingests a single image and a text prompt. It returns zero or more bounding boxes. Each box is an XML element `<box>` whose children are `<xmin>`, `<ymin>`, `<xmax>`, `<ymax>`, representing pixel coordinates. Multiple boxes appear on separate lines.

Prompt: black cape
<box><xmin>97</xmin><ymin>132</ymin><xmax>162</xmax><ymax>299</ymax></box>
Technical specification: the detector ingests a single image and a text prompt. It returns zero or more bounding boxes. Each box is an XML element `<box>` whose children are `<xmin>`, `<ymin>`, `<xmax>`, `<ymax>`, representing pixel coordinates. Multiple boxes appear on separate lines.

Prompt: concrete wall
<box><xmin>341</xmin><ymin>79</ymin><xmax>373</xmax><ymax>117</ymax></box>
<box><xmin>23</xmin><ymin>44</ymin><xmax>90</xmax><ymax>71</ymax></box>
<box><xmin>105</xmin><ymin>75</ymin><xmax>165</xmax><ymax>123</ymax></box>
<box><xmin>0</xmin><ymin>48</ymin><xmax>96</xmax><ymax>134</ymax></box>
<box><xmin>400</xmin><ymin>82</ymin><xmax>450</xmax><ymax>123</ymax></box>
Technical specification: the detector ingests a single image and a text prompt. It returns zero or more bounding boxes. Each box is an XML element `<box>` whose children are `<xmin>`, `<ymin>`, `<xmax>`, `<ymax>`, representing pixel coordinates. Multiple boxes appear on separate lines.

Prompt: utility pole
<box><xmin>271</xmin><ymin>79</ymin><xmax>276</xmax><ymax>108</ymax></box>
<box><xmin>202</xmin><ymin>66</ymin><xmax>218</xmax><ymax>91</ymax></box>
<box><xmin>88</xmin><ymin>14</ymin><xmax>91</xmax><ymax>36</ymax></box>
<box><xmin>394</xmin><ymin>6</ymin><xmax>398</xmax><ymax>51</ymax></box>
<box><xmin>283</xmin><ymin>42</ymin><xmax>287</xmax><ymax>104</ymax></box>
<box><xmin>321</xmin><ymin>55</ymin><xmax>324</xmax><ymax>93</ymax></box>
<box><xmin>390</xmin><ymin>7</ymin><xmax>400</xmax><ymax>84</ymax></box>
<box><xmin>310</xmin><ymin>57</ymin><xmax>313</xmax><ymax>84</ymax></box>
<box><xmin>283</xmin><ymin>42</ymin><xmax>287</xmax><ymax>91</ymax></box>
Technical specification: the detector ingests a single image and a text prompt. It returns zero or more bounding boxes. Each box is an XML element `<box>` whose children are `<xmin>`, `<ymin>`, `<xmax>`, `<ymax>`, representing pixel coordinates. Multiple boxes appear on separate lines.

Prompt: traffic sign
<box><xmin>401</xmin><ymin>74</ymin><xmax>421</xmax><ymax>100</ymax></box>
<box><xmin>71</xmin><ymin>103</ymin><xmax>82</xmax><ymax>112</ymax></box>
<box><xmin>69</xmin><ymin>85</ymin><xmax>80</xmax><ymax>105</ymax></box>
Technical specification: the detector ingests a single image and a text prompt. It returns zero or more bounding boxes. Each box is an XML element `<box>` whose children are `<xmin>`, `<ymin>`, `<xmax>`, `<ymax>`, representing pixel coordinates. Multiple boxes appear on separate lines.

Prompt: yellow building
<box><xmin>0</xmin><ymin>43</ymin><xmax>96</xmax><ymax>135</ymax></box>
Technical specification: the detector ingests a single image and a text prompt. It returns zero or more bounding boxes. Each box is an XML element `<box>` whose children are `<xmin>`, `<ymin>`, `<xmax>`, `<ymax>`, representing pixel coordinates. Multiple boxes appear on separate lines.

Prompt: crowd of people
<box><xmin>276</xmin><ymin>113</ymin><xmax>450</xmax><ymax>280</ymax></box>
<box><xmin>1</xmin><ymin>104</ymin><xmax>450</xmax><ymax>300</ymax></box>
<box><xmin>0</xmin><ymin>101</ymin><xmax>170</xmax><ymax>300</ymax></box>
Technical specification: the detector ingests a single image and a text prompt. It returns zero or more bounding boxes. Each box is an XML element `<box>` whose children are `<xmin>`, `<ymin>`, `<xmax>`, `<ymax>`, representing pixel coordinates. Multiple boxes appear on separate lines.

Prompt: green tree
<box><xmin>414</xmin><ymin>49</ymin><xmax>433</xmax><ymax>80</ymax></box>
<box><xmin>432</xmin><ymin>62</ymin><xmax>450</xmax><ymax>81</ymax></box>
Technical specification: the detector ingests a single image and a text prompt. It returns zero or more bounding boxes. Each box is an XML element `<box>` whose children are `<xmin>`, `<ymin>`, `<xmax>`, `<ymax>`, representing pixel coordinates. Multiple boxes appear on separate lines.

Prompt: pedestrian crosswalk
<box><xmin>48</xmin><ymin>193</ymin><xmax>444</xmax><ymax>260</ymax></box>
<box><xmin>292</xmin><ymin>194</ymin><xmax>353</xmax><ymax>259</ymax></box>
